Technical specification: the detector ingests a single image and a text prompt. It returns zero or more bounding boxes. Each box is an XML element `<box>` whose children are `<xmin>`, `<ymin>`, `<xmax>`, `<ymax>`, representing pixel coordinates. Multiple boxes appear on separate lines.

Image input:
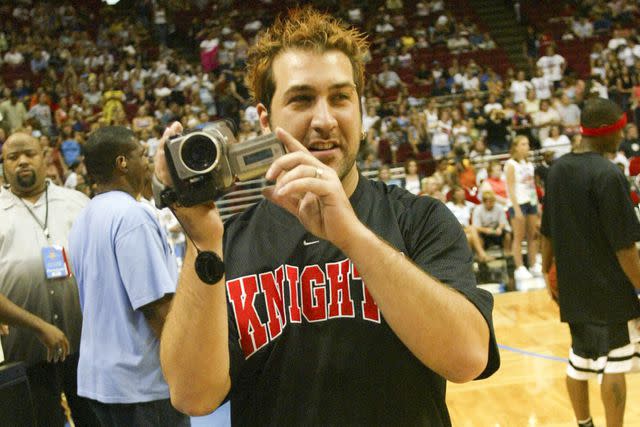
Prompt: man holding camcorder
<box><xmin>157</xmin><ymin>8</ymin><xmax>499</xmax><ymax>426</ymax></box>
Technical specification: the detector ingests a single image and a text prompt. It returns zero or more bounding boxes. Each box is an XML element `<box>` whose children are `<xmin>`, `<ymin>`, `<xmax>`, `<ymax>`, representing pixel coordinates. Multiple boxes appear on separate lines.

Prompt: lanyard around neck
<box><xmin>18</xmin><ymin>183</ymin><xmax>49</xmax><ymax>240</ymax></box>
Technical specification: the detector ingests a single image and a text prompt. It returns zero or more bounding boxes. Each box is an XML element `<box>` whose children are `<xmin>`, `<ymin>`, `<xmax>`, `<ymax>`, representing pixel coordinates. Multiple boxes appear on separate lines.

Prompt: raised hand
<box><xmin>264</xmin><ymin>127</ymin><xmax>362</xmax><ymax>250</ymax></box>
<box><xmin>153</xmin><ymin>121</ymin><xmax>223</xmax><ymax>249</ymax></box>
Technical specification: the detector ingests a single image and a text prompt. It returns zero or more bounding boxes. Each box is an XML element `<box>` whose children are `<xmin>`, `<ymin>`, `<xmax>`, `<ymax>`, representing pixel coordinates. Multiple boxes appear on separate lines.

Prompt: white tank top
<box><xmin>506</xmin><ymin>158</ymin><xmax>537</xmax><ymax>207</ymax></box>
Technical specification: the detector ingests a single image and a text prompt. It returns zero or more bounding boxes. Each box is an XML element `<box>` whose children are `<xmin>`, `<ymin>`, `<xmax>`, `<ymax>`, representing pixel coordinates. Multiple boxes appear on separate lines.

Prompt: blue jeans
<box><xmin>431</xmin><ymin>144</ymin><xmax>450</xmax><ymax>159</ymax></box>
<box><xmin>88</xmin><ymin>398</ymin><xmax>190</xmax><ymax>427</ymax></box>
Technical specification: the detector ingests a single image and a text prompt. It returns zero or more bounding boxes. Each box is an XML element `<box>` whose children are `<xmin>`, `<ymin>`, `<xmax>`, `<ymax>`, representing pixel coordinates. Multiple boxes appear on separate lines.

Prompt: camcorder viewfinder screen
<box><xmin>243</xmin><ymin>148</ymin><xmax>272</xmax><ymax>166</ymax></box>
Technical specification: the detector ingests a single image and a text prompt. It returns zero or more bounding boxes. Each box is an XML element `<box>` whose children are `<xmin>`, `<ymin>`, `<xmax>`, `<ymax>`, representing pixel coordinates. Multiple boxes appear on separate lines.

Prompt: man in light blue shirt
<box><xmin>69</xmin><ymin>126</ymin><xmax>189</xmax><ymax>426</ymax></box>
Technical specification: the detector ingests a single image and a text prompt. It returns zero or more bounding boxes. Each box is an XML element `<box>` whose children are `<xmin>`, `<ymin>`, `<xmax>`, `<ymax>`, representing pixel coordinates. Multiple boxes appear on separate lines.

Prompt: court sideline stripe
<box><xmin>498</xmin><ymin>344</ymin><xmax>568</xmax><ymax>362</ymax></box>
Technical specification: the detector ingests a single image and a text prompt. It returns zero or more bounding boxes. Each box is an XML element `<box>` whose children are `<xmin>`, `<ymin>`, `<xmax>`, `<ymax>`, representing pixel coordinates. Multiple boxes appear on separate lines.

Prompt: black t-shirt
<box><xmin>483</xmin><ymin>117</ymin><xmax>511</xmax><ymax>152</ymax></box>
<box><xmin>541</xmin><ymin>152</ymin><xmax>640</xmax><ymax>323</ymax></box>
<box><xmin>222</xmin><ymin>175</ymin><xmax>500</xmax><ymax>426</ymax></box>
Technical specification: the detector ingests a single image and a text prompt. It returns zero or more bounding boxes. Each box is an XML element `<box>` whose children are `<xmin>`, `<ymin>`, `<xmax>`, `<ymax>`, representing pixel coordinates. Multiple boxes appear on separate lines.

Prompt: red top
<box><xmin>486</xmin><ymin>177</ymin><xmax>508</xmax><ymax>199</ymax></box>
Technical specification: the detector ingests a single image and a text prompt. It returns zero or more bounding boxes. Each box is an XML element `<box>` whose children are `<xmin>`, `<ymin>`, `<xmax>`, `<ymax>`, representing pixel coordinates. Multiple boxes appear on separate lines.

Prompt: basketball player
<box><xmin>541</xmin><ymin>97</ymin><xmax>640</xmax><ymax>427</ymax></box>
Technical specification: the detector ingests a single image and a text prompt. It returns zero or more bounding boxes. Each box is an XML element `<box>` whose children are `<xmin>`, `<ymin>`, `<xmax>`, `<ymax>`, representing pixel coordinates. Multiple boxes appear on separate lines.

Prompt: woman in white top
<box><xmin>505</xmin><ymin>135</ymin><xmax>540</xmax><ymax>280</ymax></box>
<box><xmin>403</xmin><ymin>159</ymin><xmax>422</xmax><ymax>195</ymax></box>
<box><xmin>542</xmin><ymin>125</ymin><xmax>571</xmax><ymax>158</ymax></box>
<box><xmin>445</xmin><ymin>186</ymin><xmax>494</xmax><ymax>262</ymax></box>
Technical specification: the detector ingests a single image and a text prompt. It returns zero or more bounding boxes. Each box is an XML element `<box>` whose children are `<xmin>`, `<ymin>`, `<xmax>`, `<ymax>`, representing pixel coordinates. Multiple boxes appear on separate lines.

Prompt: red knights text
<box><xmin>226</xmin><ymin>258</ymin><xmax>381</xmax><ymax>358</ymax></box>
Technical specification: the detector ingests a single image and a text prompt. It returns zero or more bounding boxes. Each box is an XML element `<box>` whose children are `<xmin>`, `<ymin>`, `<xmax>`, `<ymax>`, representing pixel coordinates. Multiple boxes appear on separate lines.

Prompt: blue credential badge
<box><xmin>42</xmin><ymin>246</ymin><xmax>70</xmax><ymax>279</ymax></box>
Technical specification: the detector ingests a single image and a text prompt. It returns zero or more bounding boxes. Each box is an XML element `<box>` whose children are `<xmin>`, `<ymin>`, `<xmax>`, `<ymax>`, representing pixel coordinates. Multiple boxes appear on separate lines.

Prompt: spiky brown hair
<box><xmin>245</xmin><ymin>7</ymin><xmax>369</xmax><ymax>109</ymax></box>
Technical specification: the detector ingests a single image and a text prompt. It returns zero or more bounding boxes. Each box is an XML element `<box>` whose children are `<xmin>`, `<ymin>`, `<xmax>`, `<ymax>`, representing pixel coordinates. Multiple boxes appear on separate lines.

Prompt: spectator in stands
<box><xmin>473</xmin><ymin>190</ymin><xmax>511</xmax><ymax>254</ymax></box>
<box><xmin>555</xmin><ymin>94</ymin><xmax>581</xmax><ymax>136</ymax></box>
<box><xmin>153</xmin><ymin>2</ymin><xmax>169</xmax><ymax>46</ymax></box>
<box><xmin>477</xmin><ymin>32</ymin><xmax>497</xmax><ymax>50</ymax></box>
<box><xmin>397</xmin><ymin>46</ymin><xmax>413</xmax><ymax>69</ymax></box>
<box><xmin>347</xmin><ymin>5</ymin><xmax>363</xmax><ymax>24</ymax></box>
<box><xmin>469</xmin><ymin>137</ymin><xmax>492</xmax><ymax>160</ymax></box>
<box><xmin>60</xmin><ymin>125</ymin><xmax>82</xmax><ymax>167</ymax></box>
<box><xmin>591</xmin><ymin>57</ymin><xmax>606</xmax><ymax>81</ymax></box>
<box><xmin>377</xmin><ymin>62</ymin><xmax>405</xmax><ymax>89</ymax></box>
<box><xmin>12</xmin><ymin>79</ymin><xmax>30</xmax><ymax>102</ymax></box>
<box><xmin>523</xmin><ymin>25</ymin><xmax>539</xmax><ymax>71</ymax></box>
<box><xmin>531</xmin><ymin>67</ymin><xmax>553</xmax><ymax>101</ymax></box>
<box><xmin>362</xmin><ymin>105</ymin><xmax>380</xmax><ymax>135</ymax></box>
<box><xmin>102</xmin><ymin>77</ymin><xmax>125</xmax><ymax>125</ymax></box>
<box><xmin>0</xmin><ymin>132</ymin><xmax>97</xmax><ymax>426</ymax></box>
<box><xmin>505</xmin><ymin>135</ymin><xmax>541</xmax><ymax>281</ymax></box>
<box><xmin>431</xmin><ymin>108</ymin><xmax>452</xmax><ymax>158</ymax></box>
<box><xmin>3</xmin><ymin>46</ymin><xmax>24</xmax><ymax>67</ymax></box>
<box><xmin>617</xmin><ymin>40</ymin><xmax>636</xmax><ymax>68</ymax></box>
<box><xmin>375</xmin><ymin>14</ymin><xmax>395</xmax><ymax>34</ymax></box>
<box><xmin>407</xmin><ymin>111</ymin><xmax>429</xmax><ymax>151</ymax></box>
<box><xmin>619</xmin><ymin>123</ymin><xmax>640</xmax><ymax>158</ymax></box>
<box><xmin>0</xmin><ymin>90</ymin><xmax>28</xmax><ymax>133</ymax></box>
<box><xmin>30</xmin><ymin>50</ymin><xmax>49</xmax><ymax>74</ymax></box>
<box><xmin>54</xmin><ymin>97</ymin><xmax>70</xmax><ymax>128</ymax></box>
<box><xmin>483</xmin><ymin>108</ymin><xmax>511</xmax><ymax>154</ymax></box>
<box><xmin>512</xmin><ymin>101</ymin><xmax>538</xmax><ymax>149</ymax></box>
<box><xmin>510</xmin><ymin>70</ymin><xmax>533</xmax><ymax>104</ymax></box>
<box><xmin>483</xmin><ymin>93</ymin><xmax>502</xmax><ymax>115</ymax></box>
<box><xmin>541</xmin><ymin>97</ymin><xmax>640</xmax><ymax>427</ymax></box>
<box><xmin>27</xmin><ymin>93</ymin><xmax>53</xmax><ymax>135</ymax></box>
<box><xmin>571</xmin><ymin>16</ymin><xmax>594</xmax><ymax>39</ymax></box>
<box><xmin>534</xmin><ymin>98</ymin><xmax>561</xmax><ymax>142</ymax></box>
<box><xmin>132</xmin><ymin>105</ymin><xmax>156</xmax><ymax>134</ymax></box>
<box><xmin>403</xmin><ymin>158</ymin><xmax>422</xmax><ymax>195</ymax></box>
<box><xmin>413</xmin><ymin>62</ymin><xmax>432</xmax><ymax>86</ymax></box>
<box><xmin>63</xmin><ymin>161</ymin><xmax>82</xmax><ymax>190</ymax></box>
<box><xmin>358</xmin><ymin>150</ymin><xmax>382</xmax><ymax>171</ymax></box>
<box><xmin>420</xmin><ymin>176</ymin><xmax>445</xmax><ymax>201</ymax></box>
<box><xmin>83</xmin><ymin>79</ymin><xmax>102</xmax><ymax>108</ymax></box>
<box><xmin>415</xmin><ymin>1</ymin><xmax>429</xmax><ymax>17</ymax></box>
<box><xmin>522</xmin><ymin>89</ymin><xmax>540</xmax><ymax>117</ymax></box>
<box><xmin>446</xmin><ymin>186</ymin><xmax>494</xmax><ymax>262</ymax></box>
<box><xmin>607</xmin><ymin>25</ymin><xmax>629</xmax><ymax>51</ymax></box>
<box><xmin>460</xmin><ymin>67</ymin><xmax>479</xmax><ymax>93</ymax></box>
<box><xmin>377</xmin><ymin>163</ymin><xmax>403</xmax><ymax>187</ymax></box>
<box><xmin>237</xmin><ymin>118</ymin><xmax>259</xmax><ymax>143</ymax></box>
<box><xmin>542</xmin><ymin>125</ymin><xmax>572</xmax><ymax>158</ymax></box>
<box><xmin>447</xmin><ymin>31</ymin><xmax>470</xmax><ymax>53</ymax></box>
<box><xmin>615</xmin><ymin>65</ymin><xmax>636</xmax><ymax>112</ymax></box>
<box><xmin>480</xmin><ymin>160</ymin><xmax>509</xmax><ymax>206</ymax></box>
<box><xmin>537</xmin><ymin>46</ymin><xmax>566</xmax><ymax>89</ymax></box>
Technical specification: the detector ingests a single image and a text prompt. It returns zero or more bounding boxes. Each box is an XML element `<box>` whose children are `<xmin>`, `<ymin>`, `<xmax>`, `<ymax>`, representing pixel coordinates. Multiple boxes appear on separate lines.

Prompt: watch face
<box><xmin>195</xmin><ymin>251</ymin><xmax>225</xmax><ymax>284</ymax></box>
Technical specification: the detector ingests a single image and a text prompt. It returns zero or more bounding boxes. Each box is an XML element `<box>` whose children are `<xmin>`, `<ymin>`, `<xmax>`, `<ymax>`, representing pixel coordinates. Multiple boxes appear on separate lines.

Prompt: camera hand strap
<box><xmin>152</xmin><ymin>174</ymin><xmax>224</xmax><ymax>284</ymax></box>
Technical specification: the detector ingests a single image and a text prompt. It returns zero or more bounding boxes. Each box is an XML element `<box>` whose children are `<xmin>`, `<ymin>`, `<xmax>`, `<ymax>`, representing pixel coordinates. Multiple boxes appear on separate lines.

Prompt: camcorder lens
<box><xmin>181</xmin><ymin>134</ymin><xmax>217</xmax><ymax>172</ymax></box>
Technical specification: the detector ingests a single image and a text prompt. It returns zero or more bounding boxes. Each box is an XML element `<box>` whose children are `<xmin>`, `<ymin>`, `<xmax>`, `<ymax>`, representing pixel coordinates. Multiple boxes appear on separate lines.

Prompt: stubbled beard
<box><xmin>16</xmin><ymin>171</ymin><xmax>36</xmax><ymax>188</ymax></box>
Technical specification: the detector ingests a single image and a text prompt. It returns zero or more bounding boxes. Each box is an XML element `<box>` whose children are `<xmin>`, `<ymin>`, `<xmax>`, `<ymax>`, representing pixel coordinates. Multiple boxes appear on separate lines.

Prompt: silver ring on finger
<box><xmin>315</xmin><ymin>167</ymin><xmax>324</xmax><ymax>179</ymax></box>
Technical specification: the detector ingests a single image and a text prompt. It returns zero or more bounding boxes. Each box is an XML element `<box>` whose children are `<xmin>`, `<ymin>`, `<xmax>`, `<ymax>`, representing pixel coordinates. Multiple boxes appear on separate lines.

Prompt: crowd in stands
<box><xmin>2</xmin><ymin>0</ymin><xmax>640</xmax><ymax>274</ymax></box>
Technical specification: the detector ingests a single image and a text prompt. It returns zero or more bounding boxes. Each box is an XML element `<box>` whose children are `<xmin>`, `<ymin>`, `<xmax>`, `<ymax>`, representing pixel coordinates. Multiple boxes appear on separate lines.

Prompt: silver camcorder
<box><xmin>155</xmin><ymin>120</ymin><xmax>285</xmax><ymax>207</ymax></box>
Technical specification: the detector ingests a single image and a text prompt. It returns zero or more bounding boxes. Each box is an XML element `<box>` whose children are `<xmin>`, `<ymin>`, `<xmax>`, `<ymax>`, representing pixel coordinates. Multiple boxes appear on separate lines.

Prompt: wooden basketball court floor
<box><xmin>446</xmin><ymin>289</ymin><xmax>640</xmax><ymax>426</ymax></box>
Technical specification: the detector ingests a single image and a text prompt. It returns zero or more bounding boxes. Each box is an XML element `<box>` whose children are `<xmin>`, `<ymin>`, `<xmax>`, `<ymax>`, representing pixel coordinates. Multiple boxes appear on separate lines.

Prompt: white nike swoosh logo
<box><xmin>303</xmin><ymin>240</ymin><xmax>319</xmax><ymax>246</ymax></box>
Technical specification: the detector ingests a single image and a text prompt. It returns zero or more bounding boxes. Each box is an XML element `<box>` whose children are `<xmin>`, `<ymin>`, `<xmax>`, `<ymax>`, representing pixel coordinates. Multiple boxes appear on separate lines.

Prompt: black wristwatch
<box><xmin>151</xmin><ymin>174</ymin><xmax>178</xmax><ymax>209</ymax></box>
<box><xmin>195</xmin><ymin>251</ymin><xmax>225</xmax><ymax>285</ymax></box>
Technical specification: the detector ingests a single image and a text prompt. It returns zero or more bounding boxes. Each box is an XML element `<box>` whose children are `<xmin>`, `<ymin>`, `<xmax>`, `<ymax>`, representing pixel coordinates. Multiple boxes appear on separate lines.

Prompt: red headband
<box><xmin>580</xmin><ymin>113</ymin><xmax>627</xmax><ymax>137</ymax></box>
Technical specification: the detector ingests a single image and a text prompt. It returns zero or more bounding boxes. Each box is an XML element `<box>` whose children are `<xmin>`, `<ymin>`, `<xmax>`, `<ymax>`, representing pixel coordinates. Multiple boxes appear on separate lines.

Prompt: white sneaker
<box><xmin>514</xmin><ymin>265</ymin><xmax>533</xmax><ymax>280</ymax></box>
<box><xmin>529</xmin><ymin>263</ymin><xmax>542</xmax><ymax>277</ymax></box>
